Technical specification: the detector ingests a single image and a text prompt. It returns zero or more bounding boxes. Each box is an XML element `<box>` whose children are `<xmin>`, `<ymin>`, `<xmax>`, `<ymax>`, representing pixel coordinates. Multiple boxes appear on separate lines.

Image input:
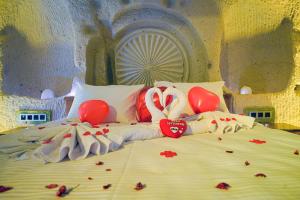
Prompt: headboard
<box><xmin>64</xmin><ymin>91</ymin><xmax>234</xmax><ymax>116</ymax></box>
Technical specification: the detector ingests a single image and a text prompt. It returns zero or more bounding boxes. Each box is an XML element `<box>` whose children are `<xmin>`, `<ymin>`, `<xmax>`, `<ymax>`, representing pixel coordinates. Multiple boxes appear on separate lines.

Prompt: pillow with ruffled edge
<box><xmin>67</xmin><ymin>83</ymin><xmax>144</xmax><ymax>123</ymax></box>
<box><xmin>154</xmin><ymin>81</ymin><xmax>229</xmax><ymax>115</ymax></box>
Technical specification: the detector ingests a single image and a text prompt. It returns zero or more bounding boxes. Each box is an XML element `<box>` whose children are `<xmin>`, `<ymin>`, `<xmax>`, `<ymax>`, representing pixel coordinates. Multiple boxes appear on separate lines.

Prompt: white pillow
<box><xmin>154</xmin><ymin>81</ymin><xmax>229</xmax><ymax>115</ymax></box>
<box><xmin>67</xmin><ymin>83</ymin><xmax>144</xmax><ymax>123</ymax></box>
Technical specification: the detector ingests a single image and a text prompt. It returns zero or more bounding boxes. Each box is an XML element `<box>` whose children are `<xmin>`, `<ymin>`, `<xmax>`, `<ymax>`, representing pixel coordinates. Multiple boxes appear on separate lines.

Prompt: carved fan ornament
<box><xmin>115</xmin><ymin>29</ymin><xmax>188</xmax><ymax>85</ymax></box>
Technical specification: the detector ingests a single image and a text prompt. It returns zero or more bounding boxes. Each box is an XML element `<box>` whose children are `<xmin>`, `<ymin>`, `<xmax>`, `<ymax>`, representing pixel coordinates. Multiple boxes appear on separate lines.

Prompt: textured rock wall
<box><xmin>220</xmin><ymin>0</ymin><xmax>300</xmax><ymax>126</ymax></box>
<box><xmin>0</xmin><ymin>0</ymin><xmax>223</xmax><ymax>132</ymax></box>
<box><xmin>0</xmin><ymin>0</ymin><xmax>299</xmax><ymax>132</ymax></box>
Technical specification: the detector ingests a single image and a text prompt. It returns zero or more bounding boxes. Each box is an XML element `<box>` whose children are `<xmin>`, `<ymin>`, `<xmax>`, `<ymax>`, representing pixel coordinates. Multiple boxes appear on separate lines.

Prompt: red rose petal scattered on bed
<box><xmin>96</xmin><ymin>161</ymin><xmax>104</xmax><ymax>165</ymax></box>
<box><xmin>42</xmin><ymin>138</ymin><xmax>52</xmax><ymax>144</ymax></box>
<box><xmin>160</xmin><ymin>151</ymin><xmax>177</xmax><ymax>158</ymax></box>
<box><xmin>56</xmin><ymin>185</ymin><xmax>67</xmax><ymax>197</ymax></box>
<box><xmin>95</xmin><ymin>131</ymin><xmax>103</xmax><ymax>136</ymax></box>
<box><xmin>211</xmin><ymin>120</ymin><xmax>217</xmax><ymax>124</ymax></box>
<box><xmin>83</xmin><ymin>131</ymin><xmax>91</xmax><ymax>136</ymax></box>
<box><xmin>92</xmin><ymin>125</ymin><xmax>100</xmax><ymax>128</ymax></box>
<box><xmin>226</xmin><ymin>118</ymin><xmax>231</xmax><ymax>122</ymax></box>
<box><xmin>45</xmin><ymin>184</ymin><xmax>58</xmax><ymax>189</ymax></box>
<box><xmin>216</xmin><ymin>182</ymin><xmax>231</xmax><ymax>190</ymax></box>
<box><xmin>220</xmin><ymin>118</ymin><xmax>225</xmax><ymax>121</ymax></box>
<box><xmin>105</xmin><ymin>168</ymin><xmax>112</xmax><ymax>171</ymax></box>
<box><xmin>106</xmin><ymin>124</ymin><xmax>110</xmax><ymax>127</ymax></box>
<box><xmin>294</xmin><ymin>150</ymin><xmax>299</xmax><ymax>155</ymax></box>
<box><xmin>134</xmin><ymin>182</ymin><xmax>146</xmax><ymax>191</ymax></box>
<box><xmin>103</xmin><ymin>184</ymin><xmax>111</xmax><ymax>190</ymax></box>
<box><xmin>0</xmin><ymin>186</ymin><xmax>13</xmax><ymax>193</ymax></box>
<box><xmin>255</xmin><ymin>173</ymin><xmax>267</xmax><ymax>177</ymax></box>
<box><xmin>245</xmin><ymin>161</ymin><xmax>250</xmax><ymax>166</ymax></box>
<box><xmin>232</xmin><ymin>118</ymin><xmax>237</xmax><ymax>121</ymax></box>
<box><xmin>103</xmin><ymin>128</ymin><xmax>109</xmax><ymax>134</ymax></box>
<box><xmin>225</xmin><ymin>150</ymin><xmax>234</xmax><ymax>153</ymax></box>
<box><xmin>38</xmin><ymin>127</ymin><xmax>45</xmax><ymax>130</ymax></box>
<box><xmin>64</xmin><ymin>133</ymin><xmax>72</xmax><ymax>139</ymax></box>
<box><xmin>88</xmin><ymin>177</ymin><xmax>93</xmax><ymax>180</ymax></box>
<box><xmin>249</xmin><ymin>139</ymin><xmax>266</xmax><ymax>144</ymax></box>
<box><xmin>70</xmin><ymin>123</ymin><xmax>78</xmax><ymax>126</ymax></box>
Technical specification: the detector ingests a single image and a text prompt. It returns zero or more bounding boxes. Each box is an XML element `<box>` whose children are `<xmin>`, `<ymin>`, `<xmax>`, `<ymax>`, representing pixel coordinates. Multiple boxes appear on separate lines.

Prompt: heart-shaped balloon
<box><xmin>159</xmin><ymin>119</ymin><xmax>187</xmax><ymax>138</ymax></box>
<box><xmin>79</xmin><ymin>100</ymin><xmax>109</xmax><ymax>125</ymax></box>
<box><xmin>188</xmin><ymin>86</ymin><xmax>220</xmax><ymax>114</ymax></box>
<box><xmin>136</xmin><ymin>87</ymin><xmax>173</xmax><ymax>122</ymax></box>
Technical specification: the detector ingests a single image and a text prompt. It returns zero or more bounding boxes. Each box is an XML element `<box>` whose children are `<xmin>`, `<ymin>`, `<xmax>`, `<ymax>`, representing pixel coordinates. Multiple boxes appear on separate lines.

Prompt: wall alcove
<box><xmin>110</xmin><ymin>4</ymin><xmax>209</xmax><ymax>85</ymax></box>
<box><xmin>220</xmin><ymin>18</ymin><xmax>294</xmax><ymax>94</ymax></box>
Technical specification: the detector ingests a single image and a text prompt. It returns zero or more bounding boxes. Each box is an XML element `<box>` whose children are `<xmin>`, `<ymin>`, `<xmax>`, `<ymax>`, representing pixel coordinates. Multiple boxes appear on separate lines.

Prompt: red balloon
<box><xmin>79</xmin><ymin>100</ymin><xmax>109</xmax><ymax>125</ymax></box>
<box><xmin>136</xmin><ymin>86</ymin><xmax>173</xmax><ymax>122</ymax></box>
<box><xmin>188</xmin><ymin>86</ymin><xmax>220</xmax><ymax>114</ymax></box>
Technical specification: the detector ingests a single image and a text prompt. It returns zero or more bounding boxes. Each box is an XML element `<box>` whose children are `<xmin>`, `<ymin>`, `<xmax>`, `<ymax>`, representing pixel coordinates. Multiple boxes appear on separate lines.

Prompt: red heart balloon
<box><xmin>188</xmin><ymin>86</ymin><xmax>220</xmax><ymax>114</ymax></box>
<box><xmin>160</xmin><ymin>119</ymin><xmax>187</xmax><ymax>138</ymax></box>
<box><xmin>79</xmin><ymin>100</ymin><xmax>109</xmax><ymax>125</ymax></box>
<box><xmin>136</xmin><ymin>86</ymin><xmax>173</xmax><ymax>122</ymax></box>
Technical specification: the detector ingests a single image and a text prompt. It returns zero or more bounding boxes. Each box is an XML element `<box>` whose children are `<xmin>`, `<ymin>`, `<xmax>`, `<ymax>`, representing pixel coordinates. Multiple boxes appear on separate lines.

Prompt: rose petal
<box><xmin>0</xmin><ymin>186</ymin><xmax>13</xmax><ymax>193</ymax></box>
<box><xmin>96</xmin><ymin>161</ymin><xmax>104</xmax><ymax>165</ymax></box>
<box><xmin>45</xmin><ymin>184</ymin><xmax>58</xmax><ymax>189</ymax></box>
<box><xmin>216</xmin><ymin>182</ymin><xmax>230</xmax><ymax>190</ymax></box>
<box><xmin>255</xmin><ymin>173</ymin><xmax>267</xmax><ymax>177</ymax></box>
<box><xmin>249</xmin><ymin>139</ymin><xmax>266</xmax><ymax>144</ymax></box>
<box><xmin>95</xmin><ymin>131</ymin><xmax>103</xmax><ymax>136</ymax></box>
<box><xmin>103</xmin><ymin>184</ymin><xmax>111</xmax><ymax>190</ymax></box>
<box><xmin>211</xmin><ymin>120</ymin><xmax>217</xmax><ymax>124</ymax></box>
<box><xmin>64</xmin><ymin>133</ymin><xmax>72</xmax><ymax>138</ymax></box>
<box><xmin>83</xmin><ymin>131</ymin><xmax>91</xmax><ymax>136</ymax></box>
<box><xmin>102</xmin><ymin>128</ymin><xmax>109</xmax><ymax>134</ymax></box>
<box><xmin>134</xmin><ymin>182</ymin><xmax>146</xmax><ymax>191</ymax></box>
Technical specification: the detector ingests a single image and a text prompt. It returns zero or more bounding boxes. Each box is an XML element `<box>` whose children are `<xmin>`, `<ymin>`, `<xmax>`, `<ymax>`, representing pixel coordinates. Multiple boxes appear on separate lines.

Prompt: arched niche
<box><xmin>221</xmin><ymin>18</ymin><xmax>294</xmax><ymax>94</ymax></box>
<box><xmin>111</xmin><ymin>3</ymin><xmax>209</xmax><ymax>85</ymax></box>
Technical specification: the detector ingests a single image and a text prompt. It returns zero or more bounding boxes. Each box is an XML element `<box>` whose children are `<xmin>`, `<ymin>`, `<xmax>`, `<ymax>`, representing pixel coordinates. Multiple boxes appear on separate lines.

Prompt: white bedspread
<box><xmin>0</xmin><ymin>111</ymin><xmax>254</xmax><ymax>163</ymax></box>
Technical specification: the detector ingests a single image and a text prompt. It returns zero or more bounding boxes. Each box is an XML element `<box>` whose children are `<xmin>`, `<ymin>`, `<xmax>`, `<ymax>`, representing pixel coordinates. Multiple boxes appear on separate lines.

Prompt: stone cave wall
<box><xmin>0</xmin><ymin>0</ymin><xmax>299</xmax><ymax>131</ymax></box>
<box><xmin>0</xmin><ymin>0</ymin><xmax>223</xmax><ymax>131</ymax></box>
<box><xmin>220</xmin><ymin>0</ymin><xmax>300</xmax><ymax>126</ymax></box>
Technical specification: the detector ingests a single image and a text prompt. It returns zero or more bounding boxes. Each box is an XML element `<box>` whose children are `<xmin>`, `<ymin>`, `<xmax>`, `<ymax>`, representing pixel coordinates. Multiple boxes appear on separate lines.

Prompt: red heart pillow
<box><xmin>188</xmin><ymin>86</ymin><xmax>220</xmax><ymax>114</ymax></box>
<box><xmin>160</xmin><ymin>119</ymin><xmax>187</xmax><ymax>138</ymax></box>
<box><xmin>136</xmin><ymin>87</ymin><xmax>173</xmax><ymax>122</ymax></box>
<box><xmin>79</xmin><ymin>100</ymin><xmax>109</xmax><ymax>125</ymax></box>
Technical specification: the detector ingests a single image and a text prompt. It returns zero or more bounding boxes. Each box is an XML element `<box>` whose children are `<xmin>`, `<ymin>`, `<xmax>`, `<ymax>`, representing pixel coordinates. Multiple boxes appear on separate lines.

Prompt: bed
<box><xmin>1</xmin><ymin>29</ymin><xmax>300</xmax><ymax>200</ymax></box>
<box><xmin>0</xmin><ymin>123</ymin><xmax>300</xmax><ymax>199</ymax></box>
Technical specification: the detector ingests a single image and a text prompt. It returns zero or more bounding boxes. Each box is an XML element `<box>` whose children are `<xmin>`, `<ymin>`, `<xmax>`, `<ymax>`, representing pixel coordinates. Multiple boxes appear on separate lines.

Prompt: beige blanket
<box><xmin>0</xmin><ymin>125</ymin><xmax>299</xmax><ymax>199</ymax></box>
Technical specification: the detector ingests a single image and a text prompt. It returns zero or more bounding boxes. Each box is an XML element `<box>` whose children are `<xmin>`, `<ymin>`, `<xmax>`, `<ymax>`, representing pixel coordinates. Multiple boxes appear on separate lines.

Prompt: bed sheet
<box><xmin>0</xmin><ymin>125</ymin><xmax>299</xmax><ymax>200</ymax></box>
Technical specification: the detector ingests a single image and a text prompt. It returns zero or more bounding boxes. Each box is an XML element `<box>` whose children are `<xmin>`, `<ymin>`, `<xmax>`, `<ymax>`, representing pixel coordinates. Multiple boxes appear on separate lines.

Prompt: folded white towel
<box><xmin>0</xmin><ymin>112</ymin><xmax>255</xmax><ymax>163</ymax></box>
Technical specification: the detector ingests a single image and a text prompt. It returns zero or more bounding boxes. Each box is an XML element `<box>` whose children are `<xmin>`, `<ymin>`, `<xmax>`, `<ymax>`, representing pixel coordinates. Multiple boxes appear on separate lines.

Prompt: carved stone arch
<box><xmin>112</xmin><ymin>4</ymin><xmax>209</xmax><ymax>85</ymax></box>
<box><xmin>115</xmin><ymin>28</ymin><xmax>189</xmax><ymax>85</ymax></box>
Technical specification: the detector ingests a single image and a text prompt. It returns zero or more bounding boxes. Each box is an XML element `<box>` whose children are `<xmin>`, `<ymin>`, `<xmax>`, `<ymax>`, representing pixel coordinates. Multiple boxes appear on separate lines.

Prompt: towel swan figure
<box><xmin>162</xmin><ymin>87</ymin><xmax>187</xmax><ymax>120</ymax></box>
<box><xmin>145</xmin><ymin>87</ymin><xmax>166</xmax><ymax>122</ymax></box>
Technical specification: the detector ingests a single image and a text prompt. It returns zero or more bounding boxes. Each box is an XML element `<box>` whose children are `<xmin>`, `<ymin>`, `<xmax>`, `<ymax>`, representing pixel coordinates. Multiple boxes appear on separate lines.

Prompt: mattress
<box><xmin>0</xmin><ymin>125</ymin><xmax>299</xmax><ymax>200</ymax></box>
